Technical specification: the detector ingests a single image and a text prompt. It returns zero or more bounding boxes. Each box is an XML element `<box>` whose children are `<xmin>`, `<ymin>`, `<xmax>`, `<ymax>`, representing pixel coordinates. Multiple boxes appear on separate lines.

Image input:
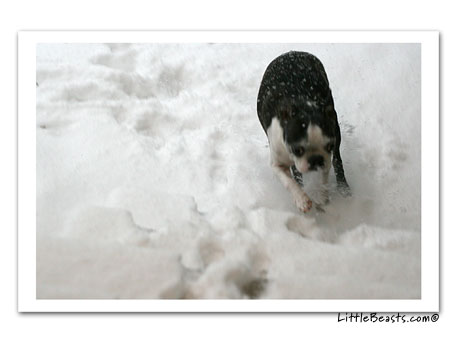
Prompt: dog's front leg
<box><xmin>271</xmin><ymin>163</ymin><xmax>313</xmax><ymax>212</ymax></box>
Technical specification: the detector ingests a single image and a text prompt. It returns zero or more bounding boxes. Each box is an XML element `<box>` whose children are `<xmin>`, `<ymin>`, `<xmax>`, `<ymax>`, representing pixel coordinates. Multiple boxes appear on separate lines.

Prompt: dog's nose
<box><xmin>308</xmin><ymin>155</ymin><xmax>324</xmax><ymax>170</ymax></box>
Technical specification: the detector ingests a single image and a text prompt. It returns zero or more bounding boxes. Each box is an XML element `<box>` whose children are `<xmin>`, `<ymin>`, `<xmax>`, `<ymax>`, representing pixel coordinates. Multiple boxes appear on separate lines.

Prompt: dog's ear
<box><xmin>279</xmin><ymin>108</ymin><xmax>290</xmax><ymax>121</ymax></box>
<box><xmin>279</xmin><ymin>100</ymin><xmax>292</xmax><ymax>122</ymax></box>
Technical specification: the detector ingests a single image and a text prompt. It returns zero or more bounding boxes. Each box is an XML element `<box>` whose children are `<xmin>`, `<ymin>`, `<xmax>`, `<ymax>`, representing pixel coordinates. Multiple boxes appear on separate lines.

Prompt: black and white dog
<box><xmin>257</xmin><ymin>51</ymin><xmax>350</xmax><ymax>212</ymax></box>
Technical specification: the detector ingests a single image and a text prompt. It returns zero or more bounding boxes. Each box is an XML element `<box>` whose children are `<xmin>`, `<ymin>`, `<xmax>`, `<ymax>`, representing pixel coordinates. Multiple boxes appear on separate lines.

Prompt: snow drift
<box><xmin>36</xmin><ymin>43</ymin><xmax>421</xmax><ymax>299</ymax></box>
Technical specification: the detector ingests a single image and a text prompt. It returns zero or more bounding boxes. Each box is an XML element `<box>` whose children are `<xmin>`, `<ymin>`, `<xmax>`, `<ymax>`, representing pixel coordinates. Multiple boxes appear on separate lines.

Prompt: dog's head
<box><xmin>279</xmin><ymin>98</ymin><xmax>336</xmax><ymax>173</ymax></box>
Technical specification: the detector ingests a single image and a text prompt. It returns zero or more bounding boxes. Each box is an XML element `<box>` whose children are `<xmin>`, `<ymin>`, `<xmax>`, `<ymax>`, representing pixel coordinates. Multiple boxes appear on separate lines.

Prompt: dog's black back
<box><xmin>257</xmin><ymin>51</ymin><xmax>335</xmax><ymax>134</ymax></box>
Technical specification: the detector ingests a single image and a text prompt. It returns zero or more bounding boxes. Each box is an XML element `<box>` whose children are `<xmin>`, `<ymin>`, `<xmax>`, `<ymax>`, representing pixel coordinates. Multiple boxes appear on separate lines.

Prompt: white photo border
<box><xmin>18</xmin><ymin>31</ymin><xmax>439</xmax><ymax>312</ymax></box>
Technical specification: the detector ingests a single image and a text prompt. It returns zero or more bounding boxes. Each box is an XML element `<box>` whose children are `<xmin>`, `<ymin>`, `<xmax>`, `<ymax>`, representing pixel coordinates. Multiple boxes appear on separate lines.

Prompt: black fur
<box><xmin>257</xmin><ymin>51</ymin><xmax>350</xmax><ymax>195</ymax></box>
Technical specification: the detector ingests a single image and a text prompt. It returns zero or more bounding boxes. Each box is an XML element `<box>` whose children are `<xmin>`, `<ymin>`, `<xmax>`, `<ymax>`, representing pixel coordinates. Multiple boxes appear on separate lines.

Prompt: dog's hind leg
<box><xmin>320</xmin><ymin>167</ymin><xmax>331</xmax><ymax>205</ymax></box>
<box><xmin>333</xmin><ymin>124</ymin><xmax>351</xmax><ymax>197</ymax></box>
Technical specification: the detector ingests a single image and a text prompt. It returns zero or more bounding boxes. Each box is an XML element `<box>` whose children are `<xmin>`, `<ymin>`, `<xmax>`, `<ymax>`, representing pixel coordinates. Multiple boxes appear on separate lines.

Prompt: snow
<box><xmin>36</xmin><ymin>43</ymin><xmax>421</xmax><ymax>299</ymax></box>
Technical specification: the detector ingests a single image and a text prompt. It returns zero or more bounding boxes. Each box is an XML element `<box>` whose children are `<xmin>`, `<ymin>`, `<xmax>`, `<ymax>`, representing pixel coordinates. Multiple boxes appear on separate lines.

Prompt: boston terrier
<box><xmin>257</xmin><ymin>51</ymin><xmax>351</xmax><ymax>212</ymax></box>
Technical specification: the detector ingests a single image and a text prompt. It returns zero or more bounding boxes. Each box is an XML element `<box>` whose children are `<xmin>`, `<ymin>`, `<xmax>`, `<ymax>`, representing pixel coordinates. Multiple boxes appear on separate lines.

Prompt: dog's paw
<box><xmin>315</xmin><ymin>188</ymin><xmax>330</xmax><ymax>206</ymax></box>
<box><xmin>323</xmin><ymin>193</ymin><xmax>330</xmax><ymax>205</ymax></box>
<box><xmin>293</xmin><ymin>192</ymin><xmax>313</xmax><ymax>213</ymax></box>
<box><xmin>337</xmin><ymin>183</ymin><xmax>352</xmax><ymax>198</ymax></box>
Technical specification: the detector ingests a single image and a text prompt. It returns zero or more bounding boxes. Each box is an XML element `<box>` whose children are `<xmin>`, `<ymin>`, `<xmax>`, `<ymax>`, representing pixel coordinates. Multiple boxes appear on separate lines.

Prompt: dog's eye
<box><xmin>325</xmin><ymin>143</ymin><xmax>334</xmax><ymax>152</ymax></box>
<box><xmin>292</xmin><ymin>147</ymin><xmax>305</xmax><ymax>156</ymax></box>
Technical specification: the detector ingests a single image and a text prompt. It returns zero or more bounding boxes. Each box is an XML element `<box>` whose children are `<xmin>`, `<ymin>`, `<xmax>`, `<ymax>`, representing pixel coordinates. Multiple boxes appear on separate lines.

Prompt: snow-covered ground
<box><xmin>36</xmin><ymin>43</ymin><xmax>421</xmax><ymax>299</ymax></box>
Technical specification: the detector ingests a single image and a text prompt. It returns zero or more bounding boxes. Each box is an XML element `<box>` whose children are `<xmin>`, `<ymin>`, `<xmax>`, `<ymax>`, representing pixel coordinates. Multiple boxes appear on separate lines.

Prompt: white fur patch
<box><xmin>266</xmin><ymin>117</ymin><xmax>292</xmax><ymax>166</ymax></box>
<box><xmin>306</xmin><ymin>124</ymin><xmax>326</xmax><ymax>147</ymax></box>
